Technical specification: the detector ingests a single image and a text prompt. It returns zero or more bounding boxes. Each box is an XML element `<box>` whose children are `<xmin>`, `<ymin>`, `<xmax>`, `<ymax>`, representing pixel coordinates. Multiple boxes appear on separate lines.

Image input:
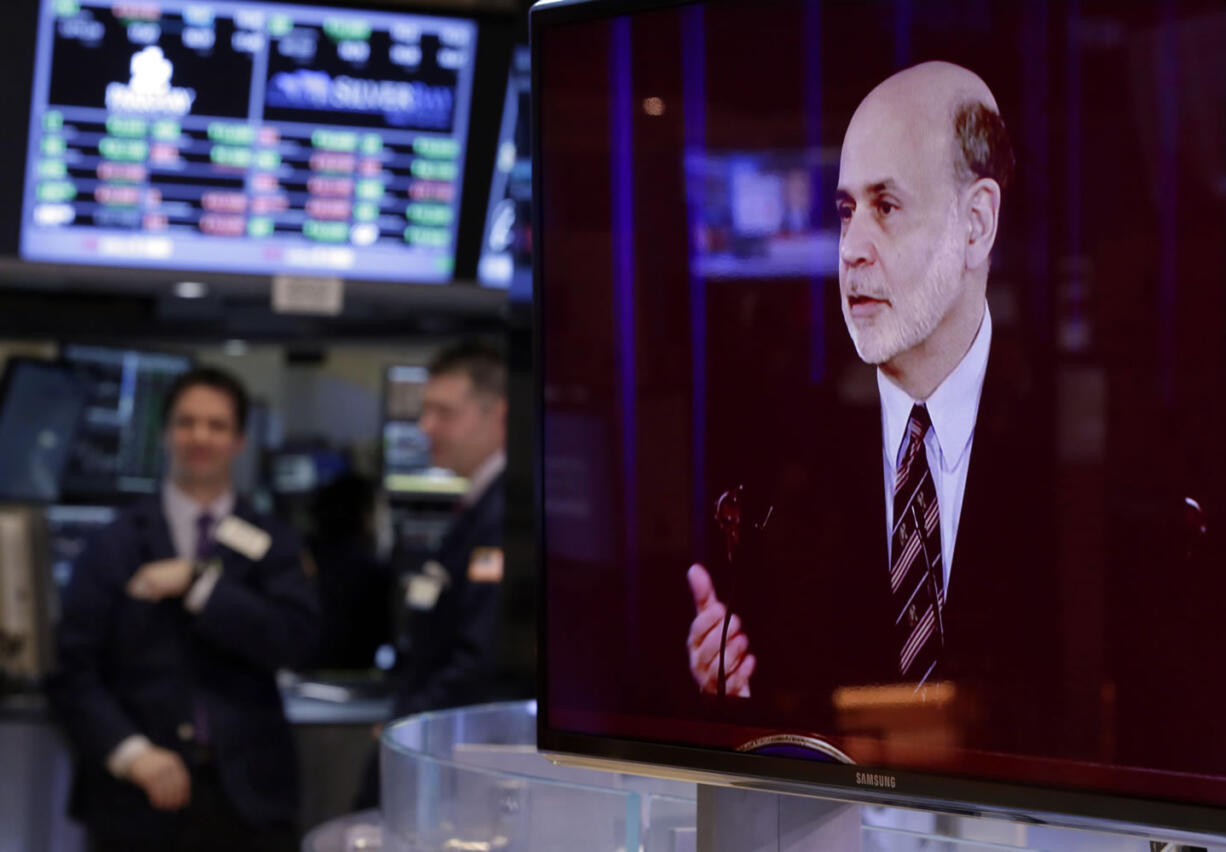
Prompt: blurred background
<box><xmin>0</xmin><ymin>0</ymin><xmax>535</xmax><ymax>846</ymax></box>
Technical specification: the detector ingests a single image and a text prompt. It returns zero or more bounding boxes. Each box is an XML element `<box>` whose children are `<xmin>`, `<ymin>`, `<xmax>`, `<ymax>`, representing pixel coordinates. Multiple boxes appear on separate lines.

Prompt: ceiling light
<box><xmin>174</xmin><ymin>280</ymin><xmax>208</xmax><ymax>299</ymax></box>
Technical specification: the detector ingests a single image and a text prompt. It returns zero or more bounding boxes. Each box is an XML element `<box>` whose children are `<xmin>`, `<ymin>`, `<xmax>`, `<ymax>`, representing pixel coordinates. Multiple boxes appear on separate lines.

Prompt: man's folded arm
<box><xmin>189</xmin><ymin>537</ymin><xmax>320</xmax><ymax>670</ymax></box>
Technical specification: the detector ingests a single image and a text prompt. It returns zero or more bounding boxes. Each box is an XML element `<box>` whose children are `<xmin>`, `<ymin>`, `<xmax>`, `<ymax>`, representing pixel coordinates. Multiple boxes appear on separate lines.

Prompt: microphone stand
<box><xmin>713</xmin><ymin>485</ymin><xmax>771</xmax><ymax>699</ymax></box>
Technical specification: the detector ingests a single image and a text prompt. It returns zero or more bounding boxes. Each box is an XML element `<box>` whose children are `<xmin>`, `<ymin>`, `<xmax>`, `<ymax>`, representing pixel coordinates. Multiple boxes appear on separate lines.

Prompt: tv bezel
<box><xmin>529</xmin><ymin>0</ymin><xmax>1226</xmax><ymax>841</ymax></box>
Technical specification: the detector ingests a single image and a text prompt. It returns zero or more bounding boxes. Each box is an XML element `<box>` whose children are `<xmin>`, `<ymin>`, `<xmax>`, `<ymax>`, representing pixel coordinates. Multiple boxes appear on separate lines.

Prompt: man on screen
<box><xmin>682</xmin><ymin>62</ymin><xmax>1060</xmax><ymax>751</ymax></box>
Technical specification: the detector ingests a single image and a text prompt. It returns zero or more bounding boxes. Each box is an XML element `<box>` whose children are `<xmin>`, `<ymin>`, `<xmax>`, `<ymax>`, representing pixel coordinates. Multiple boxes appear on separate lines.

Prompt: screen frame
<box><xmin>529</xmin><ymin>0</ymin><xmax>1226</xmax><ymax>840</ymax></box>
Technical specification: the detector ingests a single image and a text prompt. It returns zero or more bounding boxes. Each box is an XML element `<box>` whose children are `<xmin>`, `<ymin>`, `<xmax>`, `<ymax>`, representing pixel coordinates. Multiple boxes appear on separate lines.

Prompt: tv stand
<box><xmin>695</xmin><ymin>783</ymin><xmax>1224</xmax><ymax>852</ymax></box>
<box><xmin>362</xmin><ymin>702</ymin><xmax>1226</xmax><ymax>852</ymax></box>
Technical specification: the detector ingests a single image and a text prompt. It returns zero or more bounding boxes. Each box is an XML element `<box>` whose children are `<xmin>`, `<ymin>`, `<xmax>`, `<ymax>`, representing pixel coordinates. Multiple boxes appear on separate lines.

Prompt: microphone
<box><xmin>713</xmin><ymin>484</ymin><xmax>772</xmax><ymax>698</ymax></box>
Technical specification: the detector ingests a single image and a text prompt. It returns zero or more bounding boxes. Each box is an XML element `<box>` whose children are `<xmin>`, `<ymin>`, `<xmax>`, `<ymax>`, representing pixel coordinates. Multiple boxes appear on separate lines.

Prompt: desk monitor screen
<box><xmin>477</xmin><ymin>45</ymin><xmax>531</xmax><ymax>299</ymax></box>
<box><xmin>60</xmin><ymin>344</ymin><xmax>191</xmax><ymax>500</ymax></box>
<box><xmin>20</xmin><ymin>0</ymin><xmax>478</xmax><ymax>283</ymax></box>
<box><xmin>533</xmin><ymin>0</ymin><xmax>1226</xmax><ymax>837</ymax></box>
<box><xmin>0</xmin><ymin>359</ymin><xmax>90</xmax><ymax>503</ymax></box>
<box><xmin>381</xmin><ymin>364</ymin><xmax>466</xmax><ymax>496</ymax></box>
<box><xmin>44</xmin><ymin>504</ymin><xmax>117</xmax><ymax>589</ymax></box>
<box><xmin>271</xmin><ymin>450</ymin><xmax>348</xmax><ymax>495</ymax></box>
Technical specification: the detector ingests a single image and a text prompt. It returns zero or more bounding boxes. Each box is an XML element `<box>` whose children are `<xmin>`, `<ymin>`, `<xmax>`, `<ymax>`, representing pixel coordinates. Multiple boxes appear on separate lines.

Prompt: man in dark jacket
<box><xmin>391</xmin><ymin>340</ymin><xmax>508</xmax><ymax>717</ymax></box>
<box><xmin>49</xmin><ymin>366</ymin><xmax>319</xmax><ymax>852</ymax></box>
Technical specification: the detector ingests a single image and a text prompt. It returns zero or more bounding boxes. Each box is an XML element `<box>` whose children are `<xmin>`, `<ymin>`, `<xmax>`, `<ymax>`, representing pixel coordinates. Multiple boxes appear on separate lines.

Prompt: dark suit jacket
<box><xmin>714</xmin><ymin>329</ymin><xmax>1226</xmax><ymax>774</ymax></box>
<box><xmin>392</xmin><ymin>472</ymin><xmax>506</xmax><ymax>717</ymax></box>
<box><xmin>714</xmin><ymin>337</ymin><xmax>1064</xmax><ymax>758</ymax></box>
<box><xmin>48</xmin><ymin>497</ymin><xmax>319</xmax><ymax>840</ymax></box>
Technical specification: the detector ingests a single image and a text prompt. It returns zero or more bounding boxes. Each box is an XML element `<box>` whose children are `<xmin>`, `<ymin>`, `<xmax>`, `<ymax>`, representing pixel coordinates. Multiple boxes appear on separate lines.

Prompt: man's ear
<box><xmin>964</xmin><ymin>177</ymin><xmax>1002</xmax><ymax>271</ymax></box>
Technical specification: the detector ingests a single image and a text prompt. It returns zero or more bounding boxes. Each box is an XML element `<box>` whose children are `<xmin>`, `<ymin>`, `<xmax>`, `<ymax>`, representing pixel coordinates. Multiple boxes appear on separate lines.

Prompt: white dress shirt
<box><xmin>878</xmin><ymin>304</ymin><xmax>992</xmax><ymax>592</ymax></box>
<box><xmin>162</xmin><ymin>481</ymin><xmax>235</xmax><ymax>561</ymax></box>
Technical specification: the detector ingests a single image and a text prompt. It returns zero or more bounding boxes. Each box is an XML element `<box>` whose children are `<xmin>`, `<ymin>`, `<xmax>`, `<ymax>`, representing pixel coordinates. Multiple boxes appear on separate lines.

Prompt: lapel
<box><xmin>940</xmin><ymin>338</ymin><xmax>1051</xmax><ymax>659</ymax></box>
<box><xmin>853</xmin><ymin>393</ymin><xmax>891</xmax><ymax>600</ymax></box>
<box><xmin>440</xmin><ymin>471</ymin><xmax>505</xmax><ymax>558</ymax></box>
<box><xmin>852</xmin><ymin>389</ymin><xmax>895</xmax><ymax>668</ymax></box>
<box><xmin>134</xmin><ymin>497</ymin><xmax>177</xmax><ymax>565</ymax></box>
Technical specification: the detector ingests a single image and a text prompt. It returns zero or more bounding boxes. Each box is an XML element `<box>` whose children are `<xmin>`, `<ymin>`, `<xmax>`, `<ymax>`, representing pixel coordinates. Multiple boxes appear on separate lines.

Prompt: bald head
<box><xmin>835</xmin><ymin>62</ymin><xmax>1012</xmax><ymax>397</ymax></box>
<box><xmin>846</xmin><ymin>61</ymin><xmax>1011</xmax><ymax>197</ymax></box>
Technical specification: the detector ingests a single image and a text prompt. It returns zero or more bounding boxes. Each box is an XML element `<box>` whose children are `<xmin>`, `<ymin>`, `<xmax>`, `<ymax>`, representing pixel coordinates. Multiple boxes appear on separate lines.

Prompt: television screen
<box><xmin>534</xmin><ymin>0</ymin><xmax>1226</xmax><ymax>834</ymax></box>
<box><xmin>477</xmin><ymin>45</ymin><xmax>531</xmax><ymax>299</ymax></box>
<box><xmin>686</xmin><ymin>148</ymin><xmax>838</xmax><ymax>280</ymax></box>
<box><xmin>270</xmin><ymin>449</ymin><xmax>348</xmax><ymax>494</ymax></box>
<box><xmin>231</xmin><ymin>399</ymin><xmax>269</xmax><ymax>495</ymax></box>
<box><xmin>382</xmin><ymin>364</ymin><xmax>466</xmax><ymax>496</ymax></box>
<box><xmin>60</xmin><ymin>344</ymin><xmax>191</xmax><ymax>499</ymax></box>
<box><xmin>20</xmin><ymin>0</ymin><xmax>478</xmax><ymax>283</ymax></box>
<box><xmin>44</xmin><ymin>504</ymin><xmax>118</xmax><ymax>589</ymax></box>
<box><xmin>0</xmin><ymin>359</ymin><xmax>90</xmax><ymax>503</ymax></box>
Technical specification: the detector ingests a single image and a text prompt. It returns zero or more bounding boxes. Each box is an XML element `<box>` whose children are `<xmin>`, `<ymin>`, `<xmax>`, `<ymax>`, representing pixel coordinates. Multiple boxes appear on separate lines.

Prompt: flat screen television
<box><xmin>0</xmin><ymin>358</ymin><xmax>91</xmax><ymax>504</ymax></box>
<box><xmin>477</xmin><ymin>45</ymin><xmax>531</xmax><ymax>300</ymax></box>
<box><xmin>59</xmin><ymin>344</ymin><xmax>192</xmax><ymax>500</ymax></box>
<box><xmin>19</xmin><ymin>0</ymin><xmax>478</xmax><ymax>283</ymax></box>
<box><xmin>532</xmin><ymin>0</ymin><xmax>1226</xmax><ymax>837</ymax></box>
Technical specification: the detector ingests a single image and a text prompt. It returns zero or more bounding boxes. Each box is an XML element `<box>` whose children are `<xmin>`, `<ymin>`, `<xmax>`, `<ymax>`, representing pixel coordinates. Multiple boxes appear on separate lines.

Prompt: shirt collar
<box><xmin>878</xmin><ymin>303</ymin><xmax>992</xmax><ymax>473</ymax></box>
<box><xmin>162</xmin><ymin>479</ymin><xmax>236</xmax><ymax>522</ymax></box>
<box><xmin>462</xmin><ymin>449</ymin><xmax>506</xmax><ymax>507</ymax></box>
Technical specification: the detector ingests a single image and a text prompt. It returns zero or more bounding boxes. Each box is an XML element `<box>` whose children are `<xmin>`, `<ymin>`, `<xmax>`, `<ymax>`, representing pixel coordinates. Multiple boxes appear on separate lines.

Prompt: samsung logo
<box><xmin>855</xmin><ymin>772</ymin><xmax>897</xmax><ymax>789</ymax></box>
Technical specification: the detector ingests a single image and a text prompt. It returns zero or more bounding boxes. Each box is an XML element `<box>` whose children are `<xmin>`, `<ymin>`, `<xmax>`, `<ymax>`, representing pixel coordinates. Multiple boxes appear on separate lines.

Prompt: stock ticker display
<box><xmin>21</xmin><ymin>0</ymin><xmax>478</xmax><ymax>282</ymax></box>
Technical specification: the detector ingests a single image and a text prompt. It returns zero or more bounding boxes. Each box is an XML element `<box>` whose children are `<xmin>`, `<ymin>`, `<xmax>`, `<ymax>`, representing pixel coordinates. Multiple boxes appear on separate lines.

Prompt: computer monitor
<box><xmin>685</xmin><ymin>148</ymin><xmax>838</xmax><ymax>279</ymax></box>
<box><xmin>381</xmin><ymin>364</ymin><xmax>465</xmax><ymax>497</ymax></box>
<box><xmin>232</xmin><ymin>399</ymin><xmax>269</xmax><ymax>496</ymax></box>
<box><xmin>20</xmin><ymin>0</ymin><xmax>479</xmax><ymax>284</ymax></box>
<box><xmin>532</xmin><ymin>0</ymin><xmax>1226</xmax><ymax>837</ymax></box>
<box><xmin>43</xmin><ymin>504</ymin><xmax>117</xmax><ymax>590</ymax></box>
<box><xmin>271</xmin><ymin>448</ymin><xmax>349</xmax><ymax>495</ymax></box>
<box><xmin>477</xmin><ymin>45</ymin><xmax>531</xmax><ymax>300</ymax></box>
<box><xmin>59</xmin><ymin>344</ymin><xmax>191</xmax><ymax>500</ymax></box>
<box><xmin>0</xmin><ymin>358</ymin><xmax>90</xmax><ymax>503</ymax></box>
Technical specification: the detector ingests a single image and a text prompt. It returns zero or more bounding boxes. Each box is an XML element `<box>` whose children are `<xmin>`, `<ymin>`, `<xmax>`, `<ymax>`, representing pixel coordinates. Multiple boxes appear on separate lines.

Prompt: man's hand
<box><xmin>686</xmin><ymin>564</ymin><xmax>755</xmax><ymax>697</ymax></box>
<box><xmin>127</xmin><ymin>747</ymin><xmax>191</xmax><ymax>811</ymax></box>
<box><xmin>126</xmin><ymin>559</ymin><xmax>194</xmax><ymax>601</ymax></box>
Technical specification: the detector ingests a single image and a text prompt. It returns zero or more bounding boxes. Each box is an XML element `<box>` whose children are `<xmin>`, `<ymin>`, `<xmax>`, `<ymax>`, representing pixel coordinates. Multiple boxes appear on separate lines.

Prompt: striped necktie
<box><xmin>890</xmin><ymin>404</ymin><xmax>945</xmax><ymax>685</ymax></box>
<box><xmin>195</xmin><ymin>512</ymin><xmax>215</xmax><ymax>560</ymax></box>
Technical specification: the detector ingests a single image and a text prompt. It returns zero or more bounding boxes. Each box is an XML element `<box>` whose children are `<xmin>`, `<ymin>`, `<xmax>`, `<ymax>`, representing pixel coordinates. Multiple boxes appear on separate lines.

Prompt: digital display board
<box><xmin>477</xmin><ymin>45</ymin><xmax>530</xmax><ymax>298</ymax></box>
<box><xmin>20</xmin><ymin>0</ymin><xmax>478</xmax><ymax>283</ymax></box>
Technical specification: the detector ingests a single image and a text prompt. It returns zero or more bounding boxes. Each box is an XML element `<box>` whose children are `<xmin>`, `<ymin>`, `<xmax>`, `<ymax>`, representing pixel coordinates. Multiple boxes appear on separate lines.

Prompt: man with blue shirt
<box><xmin>50</xmin><ymin>366</ymin><xmax>318</xmax><ymax>852</ymax></box>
